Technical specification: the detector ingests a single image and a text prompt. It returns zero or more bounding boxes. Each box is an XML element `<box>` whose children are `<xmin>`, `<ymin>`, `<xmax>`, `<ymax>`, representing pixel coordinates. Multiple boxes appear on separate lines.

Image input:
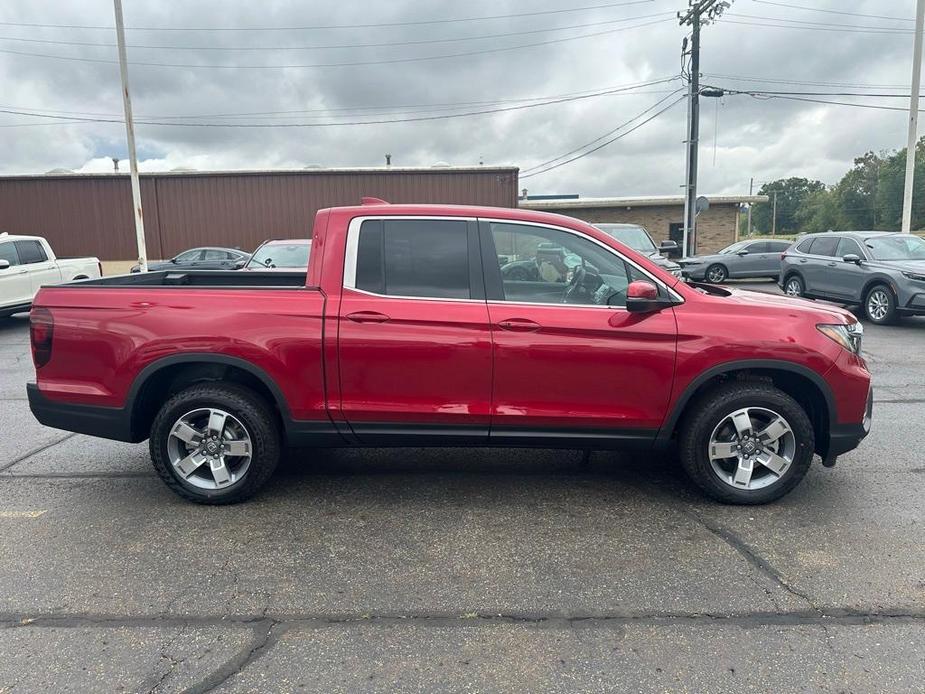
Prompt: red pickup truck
<box><xmin>27</xmin><ymin>201</ymin><xmax>872</xmax><ymax>505</ymax></box>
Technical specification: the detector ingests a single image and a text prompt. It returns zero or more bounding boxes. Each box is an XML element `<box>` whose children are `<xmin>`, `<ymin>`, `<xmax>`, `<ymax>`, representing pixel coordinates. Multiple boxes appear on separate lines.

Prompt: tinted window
<box><xmin>14</xmin><ymin>240</ymin><xmax>47</xmax><ymax>264</ymax></box>
<box><xmin>836</xmin><ymin>238</ymin><xmax>863</xmax><ymax>258</ymax></box>
<box><xmin>383</xmin><ymin>220</ymin><xmax>469</xmax><ymax>298</ymax></box>
<box><xmin>355</xmin><ymin>221</ymin><xmax>384</xmax><ymax>294</ymax></box>
<box><xmin>175</xmin><ymin>250</ymin><xmax>203</xmax><ymax>263</ymax></box>
<box><xmin>808</xmin><ymin>237</ymin><xmax>838</xmax><ymax>257</ymax></box>
<box><xmin>0</xmin><ymin>242</ymin><xmax>20</xmax><ymax>267</ymax></box>
<box><xmin>202</xmin><ymin>249</ymin><xmax>230</xmax><ymax>260</ymax></box>
<box><xmin>247</xmin><ymin>242</ymin><xmax>311</xmax><ymax>269</ymax></box>
<box><xmin>747</xmin><ymin>242</ymin><xmax>769</xmax><ymax>254</ymax></box>
<box><xmin>767</xmin><ymin>241</ymin><xmax>792</xmax><ymax>253</ymax></box>
<box><xmin>491</xmin><ymin>223</ymin><xmax>638</xmax><ymax>307</ymax></box>
<box><xmin>796</xmin><ymin>238</ymin><xmax>814</xmax><ymax>253</ymax></box>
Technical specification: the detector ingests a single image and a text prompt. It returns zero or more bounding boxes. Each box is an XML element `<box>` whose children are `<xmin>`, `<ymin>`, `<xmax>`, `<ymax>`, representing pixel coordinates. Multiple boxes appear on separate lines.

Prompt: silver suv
<box><xmin>779</xmin><ymin>231</ymin><xmax>925</xmax><ymax>324</ymax></box>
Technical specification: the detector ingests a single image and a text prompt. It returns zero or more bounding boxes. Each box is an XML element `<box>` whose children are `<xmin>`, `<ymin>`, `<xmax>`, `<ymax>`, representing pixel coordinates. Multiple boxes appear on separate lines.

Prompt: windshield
<box><xmin>718</xmin><ymin>241</ymin><xmax>750</xmax><ymax>255</ymax></box>
<box><xmin>595</xmin><ymin>224</ymin><xmax>656</xmax><ymax>253</ymax></box>
<box><xmin>864</xmin><ymin>235</ymin><xmax>925</xmax><ymax>261</ymax></box>
<box><xmin>246</xmin><ymin>242</ymin><xmax>311</xmax><ymax>269</ymax></box>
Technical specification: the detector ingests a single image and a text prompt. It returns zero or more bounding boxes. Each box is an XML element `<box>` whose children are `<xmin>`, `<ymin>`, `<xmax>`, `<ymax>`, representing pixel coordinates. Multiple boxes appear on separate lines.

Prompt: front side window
<box><xmin>0</xmin><ymin>242</ymin><xmax>20</xmax><ymax>267</ymax></box>
<box><xmin>355</xmin><ymin>219</ymin><xmax>470</xmax><ymax>299</ymax></box>
<box><xmin>864</xmin><ymin>235</ymin><xmax>925</xmax><ymax>261</ymax></box>
<box><xmin>14</xmin><ymin>240</ymin><xmax>47</xmax><ymax>264</ymax></box>
<box><xmin>491</xmin><ymin>223</ymin><xmax>638</xmax><ymax>307</ymax></box>
<box><xmin>746</xmin><ymin>242</ymin><xmax>769</xmax><ymax>254</ymax></box>
<box><xmin>836</xmin><ymin>238</ymin><xmax>863</xmax><ymax>258</ymax></box>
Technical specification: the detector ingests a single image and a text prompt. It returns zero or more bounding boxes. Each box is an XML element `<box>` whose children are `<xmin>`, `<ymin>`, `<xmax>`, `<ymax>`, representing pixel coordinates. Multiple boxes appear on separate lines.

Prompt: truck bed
<box><xmin>69</xmin><ymin>269</ymin><xmax>307</xmax><ymax>288</ymax></box>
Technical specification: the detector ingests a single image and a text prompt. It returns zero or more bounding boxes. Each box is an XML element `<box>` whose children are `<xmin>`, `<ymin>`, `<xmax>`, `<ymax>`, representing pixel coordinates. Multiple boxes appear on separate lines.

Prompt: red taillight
<box><xmin>30</xmin><ymin>307</ymin><xmax>54</xmax><ymax>368</ymax></box>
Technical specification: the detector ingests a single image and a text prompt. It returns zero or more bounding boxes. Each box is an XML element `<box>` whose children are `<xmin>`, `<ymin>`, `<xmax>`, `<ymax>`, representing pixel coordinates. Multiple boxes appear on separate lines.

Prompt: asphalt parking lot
<box><xmin>1</xmin><ymin>281</ymin><xmax>923</xmax><ymax>693</ymax></box>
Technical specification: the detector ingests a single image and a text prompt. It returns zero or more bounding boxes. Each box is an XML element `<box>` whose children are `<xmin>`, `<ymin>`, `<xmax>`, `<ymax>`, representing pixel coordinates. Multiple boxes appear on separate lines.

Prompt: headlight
<box><xmin>901</xmin><ymin>271</ymin><xmax>925</xmax><ymax>282</ymax></box>
<box><xmin>817</xmin><ymin>322</ymin><xmax>863</xmax><ymax>355</ymax></box>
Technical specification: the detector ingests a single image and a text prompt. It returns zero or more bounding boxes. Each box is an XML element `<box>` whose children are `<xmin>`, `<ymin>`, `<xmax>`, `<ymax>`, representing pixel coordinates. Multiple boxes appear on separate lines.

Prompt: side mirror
<box><xmin>842</xmin><ymin>254</ymin><xmax>862</xmax><ymax>264</ymax></box>
<box><xmin>0</xmin><ymin>259</ymin><xmax>9</xmax><ymax>270</ymax></box>
<box><xmin>170</xmin><ymin>257</ymin><xmax>179</xmax><ymax>264</ymax></box>
<box><xmin>736</xmin><ymin>250</ymin><xmax>749</xmax><ymax>256</ymax></box>
<box><xmin>659</xmin><ymin>240</ymin><xmax>679</xmax><ymax>251</ymax></box>
<box><xmin>234</xmin><ymin>260</ymin><xmax>247</xmax><ymax>269</ymax></box>
<box><xmin>624</xmin><ymin>280</ymin><xmax>676</xmax><ymax>313</ymax></box>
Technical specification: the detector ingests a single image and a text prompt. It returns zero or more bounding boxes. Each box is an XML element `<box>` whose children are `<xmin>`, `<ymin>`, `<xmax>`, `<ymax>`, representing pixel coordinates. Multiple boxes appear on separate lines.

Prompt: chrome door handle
<box><xmin>498</xmin><ymin>318</ymin><xmax>541</xmax><ymax>332</ymax></box>
<box><xmin>345</xmin><ymin>310</ymin><xmax>390</xmax><ymax>324</ymax></box>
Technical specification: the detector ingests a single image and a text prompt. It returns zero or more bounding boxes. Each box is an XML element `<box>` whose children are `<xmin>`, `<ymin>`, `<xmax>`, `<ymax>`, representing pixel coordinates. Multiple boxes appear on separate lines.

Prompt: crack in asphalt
<box><xmin>0</xmin><ymin>432</ymin><xmax>77</xmax><ymax>473</ymax></box>
<box><xmin>681</xmin><ymin>509</ymin><xmax>822</xmax><ymax>614</ymax></box>
<box><xmin>184</xmin><ymin>619</ymin><xmax>282</xmax><ymax>694</ymax></box>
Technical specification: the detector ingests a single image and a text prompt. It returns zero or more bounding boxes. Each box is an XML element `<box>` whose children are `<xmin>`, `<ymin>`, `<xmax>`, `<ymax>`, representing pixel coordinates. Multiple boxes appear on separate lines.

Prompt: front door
<box><xmin>826</xmin><ymin>237</ymin><xmax>869</xmax><ymax>301</ymax></box>
<box><xmin>15</xmin><ymin>240</ymin><xmax>60</xmax><ymax>297</ymax></box>
<box><xmin>337</xmin><ymin>217</ymin><xmax>492</xmax><ymax>443</ymax></box>
<box><xmin>482</xmin><ymin>220</ymin><xmax>677</xmax><ymax>444</ymax></box>
<box><xmin>0</xmin><ymin>241</ymin><xmax>31</xmax><ymax>308</ymax></box>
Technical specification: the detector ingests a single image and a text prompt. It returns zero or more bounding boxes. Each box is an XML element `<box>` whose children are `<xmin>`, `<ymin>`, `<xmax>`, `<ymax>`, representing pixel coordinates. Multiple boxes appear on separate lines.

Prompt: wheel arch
<box><xmin>860</xmin><ymin>275</ymin><xmax>898</xmax><ymax>304</ymax></box>
<box><xmin>127</xmin><ymin>354</ymin><xmax>290</xmax><ymax>442</ymax></box>
<box><xmin>657</xmin><ymin>360</ymin><xmax>835</xmax><ymax>456</ymax></box>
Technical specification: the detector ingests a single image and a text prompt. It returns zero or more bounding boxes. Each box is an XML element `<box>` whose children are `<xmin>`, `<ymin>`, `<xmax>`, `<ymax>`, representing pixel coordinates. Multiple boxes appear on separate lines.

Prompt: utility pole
<box><xmin>113</xmin><ymin>0</ymin><xmax>148</xmax><ymax>272</ymax></box>
<box><xmin>747</xmin><ymin>177</ymin><xmax>754</xmax><ymax>237</ymax></box>
<box><xmin>902</xmin><ymin>0</ymin><xmax>925</xmax><ymax>233</ymax></box>
<box><xmin>678</xmin><ymin>1</ymin><xmax>732</xmax><ymax>257</ymax></box>
<box><xmin>770</xmin><ymin>192</ymin><xmax>778</xmax><ymax>236</ymax></box>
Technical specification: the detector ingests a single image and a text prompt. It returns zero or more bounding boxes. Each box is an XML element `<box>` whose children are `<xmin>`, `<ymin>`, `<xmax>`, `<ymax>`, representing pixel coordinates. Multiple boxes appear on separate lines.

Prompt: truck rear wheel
<box><xmin>149</xmin><ymin>383</ymin><xmax>280</xmax><ymax>504</ymax></box>
<box><xmin>677</xmin><ymin>382</ymin><xmax>814</xmax><ymax>504</ymax></box>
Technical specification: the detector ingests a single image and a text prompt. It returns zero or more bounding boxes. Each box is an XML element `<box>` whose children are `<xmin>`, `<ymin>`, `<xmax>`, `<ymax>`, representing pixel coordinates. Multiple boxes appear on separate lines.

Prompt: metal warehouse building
<box><xmin>0</xmin><ymin>166</ymin><xmax>518</xmax><ymax>268</ymax></box>
<box><xmin>521</xmin><ymin>194</ymin><xmax>769</xmax><ymax>255</ymax></box>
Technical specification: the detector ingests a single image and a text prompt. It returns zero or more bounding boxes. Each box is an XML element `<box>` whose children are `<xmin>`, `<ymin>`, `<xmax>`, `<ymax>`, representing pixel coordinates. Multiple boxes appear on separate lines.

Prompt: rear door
<box><xmin>0</xmin><ymin>241</ymin><xmax>31</xmax><ymax>308</ymax></box>
<box><xmin>337</xmin><ymin>216</ymin><xmax>493</xmax><ymax>443</ymax></box>
<box><xmin>481</xmin><ymin>219</ymin><xmax>677</xmax><ymax>443</ymax></box>
<box><xmin>762</xmin><ymin>241</ymin><xmax>791</xmax><ymax>277</ymax></box>
<box><xmin>801</xmin><ymin>236</ymin><xmax>839</xmax><ymax>296</ymax></box>
<box><xmin>729</xmin><ymin>241</ymin><xmax>767</xmax><ymax>277</ymax></box>
<box><xmin>15</xmin><ymin>240</ymin><xmax>60</xmax><ymax>297</ymax></box>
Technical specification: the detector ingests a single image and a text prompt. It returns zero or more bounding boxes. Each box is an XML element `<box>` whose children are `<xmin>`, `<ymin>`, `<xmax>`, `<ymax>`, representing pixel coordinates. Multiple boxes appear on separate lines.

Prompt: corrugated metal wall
<box><xmin>0</xmin><ymin>168</ymin><xmax>518</xmax><ymax>260</ymax></box>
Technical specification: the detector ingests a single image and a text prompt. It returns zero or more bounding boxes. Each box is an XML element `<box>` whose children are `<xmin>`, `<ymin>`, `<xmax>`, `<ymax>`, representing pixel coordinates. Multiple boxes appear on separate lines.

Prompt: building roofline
<box><xmin>520</xmin><ymin>194</ymin><xmax>769</xmax><ymax>209</ymax></box>
<box><xmin>0</xmin><ymin>165</ymin><xmax>518</xmax><ymax>181</ymax></box>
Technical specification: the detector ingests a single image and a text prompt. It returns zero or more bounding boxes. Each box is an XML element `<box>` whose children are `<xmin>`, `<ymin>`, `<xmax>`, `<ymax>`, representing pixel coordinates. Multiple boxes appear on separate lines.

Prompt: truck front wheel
<box><xmin>678</xmin><ymin>382</ymin><xmax>815</xmax><ymax>504</ymax></box>
<box><xmin>149</xmin><ymin>383</ymin><xmax>280</xmax><ymax>504</ymax></box>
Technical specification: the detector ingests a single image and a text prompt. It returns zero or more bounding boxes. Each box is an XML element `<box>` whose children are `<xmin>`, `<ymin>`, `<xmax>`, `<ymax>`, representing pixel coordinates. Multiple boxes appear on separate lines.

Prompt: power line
<box><xmin>0</xmin><ymin>11</ymin><xmax>676</xmax><ymax>51</ymax></box>
<box><xmin>521</xmin><ymin>88</ymin><xmax>686</xmax><ymax>173</ymax></box>
<box><xmin>0</xmin><ymin>1</ymin><xmax>655</xmax><ymax>32</ymax></box>
<box><xmin>0</xmin><ymin>79</ymin><xmax>685</xmax><ymax>128</ymax></box>
<box><xmin>704</xmin><ymin>73</ymin><xmax>910</xmax><ymax>89</ymax></box>
<box><xmin>520</xmin><ymin>94</ymin><xmax>687</xmax><ymax>178</ymax></box>
<box><xmin>0</xmin><ymin>17</ymin><xmax>673</xmax><ymax>69</ymax></box>
<box><xmin>726</xmin><ymin>12</ymin><xmax>913</xmax><ymax>32</ymax></box>
<box><xmin>750</xmin><ymin>0</ymin><xmax>914</xmax><ymax>23</ymax></box>
<box><xmin>720</xmin><ymin>19</ymin><xmax>914</xmax><ymax>35</ymax></box>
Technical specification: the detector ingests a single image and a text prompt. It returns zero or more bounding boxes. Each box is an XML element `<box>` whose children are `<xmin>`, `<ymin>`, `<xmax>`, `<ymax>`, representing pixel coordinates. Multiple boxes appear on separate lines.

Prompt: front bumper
<box><xmin>822</xmin><ymin>386</ymin><xmax>873</xmax><ymax>466</ymax></box>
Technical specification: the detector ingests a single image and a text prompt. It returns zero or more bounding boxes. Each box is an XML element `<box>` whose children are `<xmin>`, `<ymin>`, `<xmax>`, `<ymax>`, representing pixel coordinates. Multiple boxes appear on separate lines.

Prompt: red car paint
<box><xmin>28</xmin><ymin>203</ymin><xmax>871</xmax><ymax>459</ymax></box>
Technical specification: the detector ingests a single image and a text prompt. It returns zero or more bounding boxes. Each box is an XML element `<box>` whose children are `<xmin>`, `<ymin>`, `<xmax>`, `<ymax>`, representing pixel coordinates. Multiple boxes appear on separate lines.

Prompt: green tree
<box><xmin>833</xmin><ymin>151</ymin><xmax>883</xmax><ymax>229</ymax></box>
<box><xmin>751</xmin><ymin>177</ymin><xmax>826</xmax><ymax>234</ymax></box>
<box><xmin>795</xmin><ymin>188</ymin><xmax>840</xmax><ymax>233</ymax></box>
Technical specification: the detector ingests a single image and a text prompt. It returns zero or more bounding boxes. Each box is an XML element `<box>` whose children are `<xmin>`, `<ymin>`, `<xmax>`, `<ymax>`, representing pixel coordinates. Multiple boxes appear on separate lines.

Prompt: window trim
<box><xmin>478</xmin><ymin>217</ymin><xmax>682</xmax><ymax>309</ymax></box>
<box><xmin>343</xmin><ymin>215</ymin><xmax>484</xmax><ymax>303</ymax></box>
<box><xmin>834</xmin><ymin>237</ymin><xmax>868</xmax><ymax>260</ymax></box>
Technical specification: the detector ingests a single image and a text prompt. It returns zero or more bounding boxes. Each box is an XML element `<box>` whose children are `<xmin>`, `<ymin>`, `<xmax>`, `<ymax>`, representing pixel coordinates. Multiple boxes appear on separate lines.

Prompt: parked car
<box><xmin>130</xmin><ymin>247</ymin><xmax>249</xmax><ymax>273</ymax></box>
<box><xmin>593</xmin><ymin>223</ymin><xmax>683</xmax><ymax>279</ymax></box>
<box><xmin>679</xmin><ymin>239</ymin><xmax>793</xmax><ymax>283</ymax></box>
<box><xmin>780</xmin><ymin>231</ymin><xmax>925</xmax><ymax>324</ymax></box>
<box><xmin>243</xmin><ymin>239</ymin><xmax>312</xmax><ymax>270</ymax></box>
<box><xmin>0</xmin><ymin>233</ymin><xmax>101</xmax><ymax>317</ymax></box>
<box><xmin>27</xmin><ymin>202</ymin><xmax>871</xmax><ymax>506</ymax></box>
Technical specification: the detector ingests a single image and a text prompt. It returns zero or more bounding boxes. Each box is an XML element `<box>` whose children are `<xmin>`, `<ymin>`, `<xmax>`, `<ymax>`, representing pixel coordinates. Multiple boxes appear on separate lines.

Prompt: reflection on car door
<box><xmin>729</xmin><ymin>242</ymin><xmax>765</xmax><ymax>277</ymax></box>
<box><xmin>15</xmin><ymin>240</ymin><xmax>60</xmax><ymax>298</ymax></box>
<box><xmin>825</xmin><ymin>238</ymin><xmax>868</xmax><ymax>301</ymax></box>
<box><xmin>801</xmin><ymin>236</ymin><xmax>839</xmax><ymax>296</ymax></box>
<box><xmin>482</xmin><ymin>220</ymin><xmax>677</xmax><ymax>442</ymax></box>
<box><xmin>337</xmin><ymin>217</ymin><xmax>493</xmax><ymax>443</ymax></box>
<box><xmin>0</xmin><ymin>242</ymin><xmax>32</xmax><ymax>307</ymax></box>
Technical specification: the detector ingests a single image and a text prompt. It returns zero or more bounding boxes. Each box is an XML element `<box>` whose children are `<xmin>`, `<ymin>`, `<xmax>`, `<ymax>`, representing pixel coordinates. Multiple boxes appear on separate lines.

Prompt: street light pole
<box><xmin>113</xmin><ymin>0</ymin><xmax>148</xmax><ymax>272</ymax></box>
<box><xmin>901</xmin><ymin>0</ymin><xmax>925</xmax><ymax>233</ymax></box>
<box><xmin>747</xmin><ymin>176</ymin><xmax>754</xmax><ymax>236</ymax></box>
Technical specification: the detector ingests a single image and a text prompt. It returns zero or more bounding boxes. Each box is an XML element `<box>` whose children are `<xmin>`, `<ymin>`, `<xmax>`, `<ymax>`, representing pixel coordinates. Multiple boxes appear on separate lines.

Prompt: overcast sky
<box><xmin>0</xmin><ymin>0</ymin><xmax>920</xmax><ymax>197</ymax></box>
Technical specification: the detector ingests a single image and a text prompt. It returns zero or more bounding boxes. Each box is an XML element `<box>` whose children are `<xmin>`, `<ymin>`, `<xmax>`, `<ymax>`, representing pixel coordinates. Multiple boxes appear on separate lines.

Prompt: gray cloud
<box><xmin>0</xmin><ymin>0</ymin><xmax>919</xmax><ymax>197</ymax></box>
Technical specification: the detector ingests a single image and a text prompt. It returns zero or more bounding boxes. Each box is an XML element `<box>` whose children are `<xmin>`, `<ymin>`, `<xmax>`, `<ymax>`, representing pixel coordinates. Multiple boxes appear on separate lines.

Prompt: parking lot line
<box><xmin>0</xmin><ymin>510</ymin><xmax>47</xmax><ymax>518</ymax></box>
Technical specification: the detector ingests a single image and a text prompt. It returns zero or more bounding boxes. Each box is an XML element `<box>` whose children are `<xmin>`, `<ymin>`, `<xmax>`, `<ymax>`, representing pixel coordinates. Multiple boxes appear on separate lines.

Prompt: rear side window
<box><xmin>0</xmin><ymin>242</ymin><xmax>20</xmax><ymax>267</ymax></box>
<box><xmin>14</xmin><ymin>240</ymin><xmax>47</xmax><ymax>264</ymax></box>
<box><xmin>836</xmin><ymin>238</ymin><xmax>863</xmax><ymax>258</ymax></box>
<box><xmin>355</xmin><ymin>219</ymin><xmax>471</xmax><ymax>299</ymax></box>
<box><xmin>796</xmin><ymin>238</ymin><xmax>814</xmax><ymax>253</ymax></box>
<box><xmin>767</xmin><ymin>241</ymin><xmax>791</xmax><ymax>253</ymax></box>
<box><xmin>808</xmin><ymin>237</ymin><xmax>838</xmax><ymax>257</ymax></box>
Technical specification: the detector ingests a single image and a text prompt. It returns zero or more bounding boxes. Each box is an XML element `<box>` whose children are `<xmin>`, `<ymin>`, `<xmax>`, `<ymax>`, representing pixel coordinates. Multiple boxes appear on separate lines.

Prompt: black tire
<box><xmin>705</xmin><ymin>264</ymin><xmax>727</xmax><ymax>284</ymax></box>
<box><xmin>783</xmin><ymin>274</ymin><xmax>804</xmax><ymax>298</ymax></box>
<box><xmin>149</xmin><ymin>383</ymin><xmax>280</xmax><ymax>504</ymax></box>
<box><xmin>678</xmin><ymin>381</ymin><xmax>815</xmax><ymax>505</ymax></box>
<box><xmin>863</xmin><ymin>283</ymin><xmax>898</xmax><ymax>325</ymax></box>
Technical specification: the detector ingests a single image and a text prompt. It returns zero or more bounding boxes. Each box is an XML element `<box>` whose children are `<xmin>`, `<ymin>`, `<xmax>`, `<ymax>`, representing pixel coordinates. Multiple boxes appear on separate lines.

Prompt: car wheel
<box><xmin>149</xmin><ymin>383</ymin><xmax>280</xmax><ymax>504</ymax></box>
<box><xmin>705</xmin><ymin>264</ymin><xmax>727</xmax><ymax>283</ymax></box>
<box><xmin>863</xmin><ymin>284</ymin><xmax>897</xmax><ymax>325</ymax></box>
<box><xmin>783</xmin><ymin>275</ymin><xmax>804</xmax><ymax>297</ymax></box>
<box><xmin>678</xmin><ymin>382</ymin><xmax>814</xmax><ymax>504</ymax></box>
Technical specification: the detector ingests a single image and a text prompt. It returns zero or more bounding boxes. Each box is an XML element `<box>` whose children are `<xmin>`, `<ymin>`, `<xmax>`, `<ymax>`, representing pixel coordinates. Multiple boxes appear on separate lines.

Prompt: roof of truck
<box><xmin>0</xmin><ymin>232</ymin><xmax>44</xmax><ymax>243</ymax></box>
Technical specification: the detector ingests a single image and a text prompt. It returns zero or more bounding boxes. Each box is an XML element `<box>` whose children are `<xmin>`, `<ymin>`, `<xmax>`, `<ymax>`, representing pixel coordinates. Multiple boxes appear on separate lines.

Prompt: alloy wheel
<box><xmin>707</xmin><ymin>266</ymin><xmax>726</xmax><ymax>283</ymax></box>
<box><xmin>866</xmin><ymin>289</ymin><xmax>890</xmax><ymax>322</ymax></box>
<box><xmin>785</xmin><ymin>278</ymin><xmax>802</xmax><ymax>296</ymax></box>
<box><xmin>708</xmin><ymin>407</ymin><xmax>796</xmax><ymax>490</ymax></box>
<box><xmin>166</xmin><ymin>408</ymin><xmax>252</xmax><ymax>490</ymax></box>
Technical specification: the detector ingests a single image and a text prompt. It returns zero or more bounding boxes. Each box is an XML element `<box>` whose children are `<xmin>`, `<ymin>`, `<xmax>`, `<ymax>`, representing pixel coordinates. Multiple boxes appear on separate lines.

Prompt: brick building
<box><xmin>519</xmin><ymin>194</ymin><xmax>769</xmax><ymax>255</ymax></box>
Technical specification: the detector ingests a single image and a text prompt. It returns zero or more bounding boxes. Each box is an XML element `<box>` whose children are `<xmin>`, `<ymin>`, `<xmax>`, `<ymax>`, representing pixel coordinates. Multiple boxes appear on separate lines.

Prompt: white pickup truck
<box><xmin>0</xmin><ymin>233</ymin><xmax>101</xmax><ymax>317</ymax></box>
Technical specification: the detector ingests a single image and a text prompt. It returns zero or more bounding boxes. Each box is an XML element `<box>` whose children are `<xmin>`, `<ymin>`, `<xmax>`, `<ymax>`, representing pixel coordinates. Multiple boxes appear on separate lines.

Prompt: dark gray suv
<box><xmin>779</xmin><ymin>231</ymin><xmax>925</xmax><ymax>324</ymax></box>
